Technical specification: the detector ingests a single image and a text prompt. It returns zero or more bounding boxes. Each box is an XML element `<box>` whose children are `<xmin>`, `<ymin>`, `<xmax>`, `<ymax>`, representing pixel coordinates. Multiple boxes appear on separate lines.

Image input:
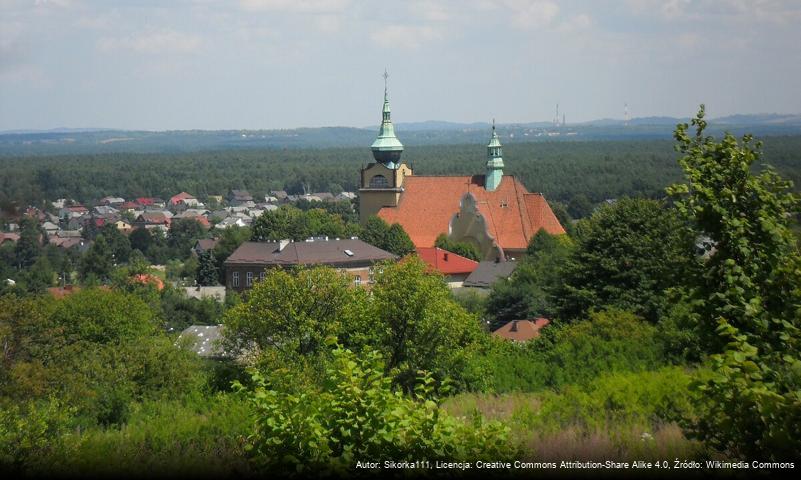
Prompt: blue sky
<box><xmin>1</xmin><ymin>0</ymin><xmax>800</xmax><ymax>130</ymax></box>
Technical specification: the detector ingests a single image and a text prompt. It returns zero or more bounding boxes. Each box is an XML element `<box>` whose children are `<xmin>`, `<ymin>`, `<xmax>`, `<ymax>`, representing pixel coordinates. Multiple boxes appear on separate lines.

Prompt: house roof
<box><xmin>170</xmin><ymin>192</ymin><xmax>196</xmax><ymax>205</ymax></box>
<box><xmin>177</xmin><ymin>325</ymin><xmax>229</xmax><ymax>358</ymax></box>
<box><xmin>463</xmin><ymin>260</ymin><xmax>518</xmax><ymax>288</ymax></box>
<box><xmin>377</xmin><ymin>175</ymin><xmax>565</xmax><ymax>250</ymax></box>
<box><xmin>136</xmin><ymin>212</ymin><xmax>170</xmax><ymax>224</ymax></box>
<box><xmin>229</xmin><ymin>189</ymin><xmax>253</xmax><ymax>200</ymax></box>
<box><xmin>0</xmin><ymin>232</ymin><xmax>20</xmax><ymax>244</ymax></box>
<box><xmin>415</xmin><ymin>247</ymin><xmax>479</xmax><ymax>275</ymax></box>
<box><xmin>492</xmin><ymin>318</ymin><xmax>550</xmax><ymax>342</ymax></box>
<box><xmin>224</xmin><ymin>239</ymin><xmax>396</xmax><ymax>268</ymax></box>
<box><xmin>132</xmin><ymin>274</ymin><xmax>165</xmax><ymax>290</ymax></box>
<box><xmin>136</xmin><ymin>197</ymin><xmax>156</xmax><ymax>206</ymax></box>
<box><xmin>195</xmin><ymin>238</ymin><xmax>219</xmax><ymax>252</ymax></box>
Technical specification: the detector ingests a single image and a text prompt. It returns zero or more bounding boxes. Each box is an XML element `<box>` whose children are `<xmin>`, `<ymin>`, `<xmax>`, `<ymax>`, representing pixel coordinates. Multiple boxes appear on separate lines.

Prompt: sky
<box><xmin>1</xmin><ymin>0</ymin><xmax>800</xmax><ymax>130</ymax></box>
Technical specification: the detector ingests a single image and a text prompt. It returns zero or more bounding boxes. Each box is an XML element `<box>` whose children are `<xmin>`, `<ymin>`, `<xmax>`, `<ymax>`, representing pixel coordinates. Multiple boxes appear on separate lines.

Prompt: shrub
<box><xmin>236</xmin><ymin>345</ymin><xmax>515</xmax><ymax>475</ymax></box>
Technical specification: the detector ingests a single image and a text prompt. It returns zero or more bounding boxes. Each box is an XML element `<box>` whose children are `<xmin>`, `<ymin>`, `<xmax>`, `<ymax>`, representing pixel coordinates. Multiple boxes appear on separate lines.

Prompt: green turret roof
<box><xmin>371</xmin><ymin>71</ymin><xmax>404</xmax><ymax>162</ymax></box>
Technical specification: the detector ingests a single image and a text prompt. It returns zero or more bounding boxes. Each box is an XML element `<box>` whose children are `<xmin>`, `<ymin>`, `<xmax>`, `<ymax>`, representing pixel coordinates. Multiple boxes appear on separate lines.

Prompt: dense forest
<box><xmin>2</xmin><ymin>136</ymin><xmax>801</xmax><ymax>211</ymax></box>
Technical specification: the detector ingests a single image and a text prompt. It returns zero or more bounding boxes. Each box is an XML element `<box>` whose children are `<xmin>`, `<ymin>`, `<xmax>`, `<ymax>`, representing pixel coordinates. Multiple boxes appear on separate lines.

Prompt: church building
<box><xmin>359</xmin><ymin>79</ymin><xmax>565</xmax><ymax>261</ymax></box>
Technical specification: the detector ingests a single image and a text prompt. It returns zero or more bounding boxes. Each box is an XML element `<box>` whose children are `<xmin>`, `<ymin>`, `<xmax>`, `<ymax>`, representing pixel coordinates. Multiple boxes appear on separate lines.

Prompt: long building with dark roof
<box><xmin>223</xmin><ymin>238</ymin><xmax>396</xmax><ymax>292</ymax></box>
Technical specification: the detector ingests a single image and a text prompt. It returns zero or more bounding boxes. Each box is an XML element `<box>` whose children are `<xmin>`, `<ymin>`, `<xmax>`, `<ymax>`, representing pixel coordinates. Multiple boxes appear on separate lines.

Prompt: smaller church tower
<box><xmin>485</xmin><ymin>120</ymin><xmax>504</xmax><ymax>192</ymax></box>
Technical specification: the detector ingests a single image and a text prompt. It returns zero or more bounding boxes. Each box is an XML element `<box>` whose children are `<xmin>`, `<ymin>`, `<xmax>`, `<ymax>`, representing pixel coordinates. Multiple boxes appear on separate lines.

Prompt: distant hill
<box><xmin>2</xmin><ymin>114</ymin><xmax>800</xmax><ymax>156</ymax></box>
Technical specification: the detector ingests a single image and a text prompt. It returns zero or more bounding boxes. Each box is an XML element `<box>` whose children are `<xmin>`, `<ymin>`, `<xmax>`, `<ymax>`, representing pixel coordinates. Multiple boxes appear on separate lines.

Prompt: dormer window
<box><xmin>500</xmin><ymin>200</ymin><xmax>509</xmax><ymax>208</ymax></box>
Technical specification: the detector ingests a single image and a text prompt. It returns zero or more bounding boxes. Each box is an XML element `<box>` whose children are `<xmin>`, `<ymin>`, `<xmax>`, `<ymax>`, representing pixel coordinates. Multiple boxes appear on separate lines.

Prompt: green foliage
<box><xmin>195</xmin><ymin>250</ymin><xmax>218</xmax><ymax>286</ymax></box>
<box><xmin>167</xmin><ymin>218</ymin><xmax>206</xmax><ymax>260</ymax></box>
<box><xmin>224</xmin><ymin>266</ymin><xmax>366</xmax><ymax>359</ymax></box>
<box><xmin>14</xmin><ymin>216</ymin><xmax>42</xmax><ymax>269</ymax></box>
<box><xmin>558</xmin><ymin>197</ymin><xmax>697</xmax><ymax>322</ymax></box>
<box><xmin>509</xmin><ymin>366</ymin><xmax>698</xmax><ymax>434</ymax></box>
<box><xmin>360</xmin><ymin>215</ymin><xmax>414</xmax><ymax>256</ymax></box>
<box><xmin>224</xmin><ymin>259</ymin><xmax>487</xmax><ymax>391</ymax></box>
<box><xmin>235</xmin><ymin>345</ymin><xmax>513</xmax><ymax>474</ymax></box>
<box><xmin>668</xmin><ymin>106</ymin><xmax>801</xmax><ymax>458</ymax></box>
<box><xmin>0</xmin><ymin>397</ymin><xmax>76</xmax><ymax>473</ymax></box>
<box><xmin>99</xmin><ymin>224</ymin><xmax>131</xmax><ymax>263</ymax></box>
<box><xmin>50</xmin><ymin>394</ymin><xmax>252</xmax><ymax>477</ymax></box>
<box><xmin>160</xmin><ymin>286</ymin><xmax>225</xmax><ymax>332</ymax></box>
<box><xmin>370</xmin><ymin>257</ymin><xmax>488</xmax><ymax>390</ymax></box>
<box><xmin>435</xmin><ymin>233</ymin><xmax>481</xmax><ymax>261</ymax></box>
<box><xmin>487</xmin><ymin>230</ymin><xmax>572</xmax><ymax>328</ymax></box>
<box><xmin>251</xmin><ymin>204</ymin><xmax>355</xmax><ymax>242</ymax></box>
<box><xmin>567</xmin><ymin>193</ymin><xmax>594</xmax><ymax>219</ymax></box>
<box><xmin>480</xmin><ymin>309</ymin><xmax>666</xmax><ymax>393</ymax></box>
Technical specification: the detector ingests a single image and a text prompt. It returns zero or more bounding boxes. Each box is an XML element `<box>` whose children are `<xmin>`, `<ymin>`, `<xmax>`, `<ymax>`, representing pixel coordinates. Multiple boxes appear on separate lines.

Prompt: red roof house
<box><xmin>415</xmin><ymin>247</ymin><xmax>479</xmax><ymax>287</ymax></box>
<box><xmin>136</xmin><ymin>197</ymin><xmax>156</xmax><ymax>206</ymax></box>
<box><xmin>169</xmin><ymin>192</ymin><xmax>196</xmax><ymax>206</ymax></box>
<box><xmin>492</xmin><ymin>318</ymin><xmax>550</xmax><ymax>342</ymax></box>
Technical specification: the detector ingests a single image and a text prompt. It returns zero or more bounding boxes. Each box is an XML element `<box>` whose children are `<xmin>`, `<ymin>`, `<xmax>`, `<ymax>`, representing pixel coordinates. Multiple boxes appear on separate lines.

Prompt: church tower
<box><xmin>359</xmin><ymin>71</ymin><xmax>413</xmax><ymax>223</ymax></box>
<box><xmin>485</xmin><ymin>120</ymin><xmax>504</xmax><ymax>192</ymax></box>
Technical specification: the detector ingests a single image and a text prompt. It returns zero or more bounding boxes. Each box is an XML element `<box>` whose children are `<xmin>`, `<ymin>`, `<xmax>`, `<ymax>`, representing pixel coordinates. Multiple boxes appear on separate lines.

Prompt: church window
<box><xmin>369</xmin><ymin>175</ymin><xmax>389</xmax><ymax>188</ymax></box>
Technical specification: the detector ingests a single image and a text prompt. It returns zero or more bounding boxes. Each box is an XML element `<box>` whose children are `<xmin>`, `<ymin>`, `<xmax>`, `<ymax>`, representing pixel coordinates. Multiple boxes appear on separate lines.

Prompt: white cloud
<box><xmin>98</xmin><ymin>29</ymin><xmax>202</xmax><ymax>55</ymax></box>
<box><xmin>370</xmin><ymin>24</ymin><xmax>443</xmax><ymax>50</ymax></box>
<box><xmin>239</xmin><ymin>0</ymin><xmax>351</xmax><ymax>13</ymax></box>
<box><xmin>501</xmin><ymin>0</ymin><xmax>559</xmax><ymax>29</ymax></box>
<box><xmin>556</xmin><ymin>13</ymin><xmax>592</xmax><ymax>33</ymax></box>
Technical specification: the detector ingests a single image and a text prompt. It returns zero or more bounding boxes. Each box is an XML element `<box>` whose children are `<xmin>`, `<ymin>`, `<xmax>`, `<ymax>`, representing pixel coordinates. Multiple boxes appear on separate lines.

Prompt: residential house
<box><xmin>170</xmin><ymin>192</ymin><xmax>199</xmax><ymax>208</ymax></box>
<box><xmin>0</xmin><ymin>232</ymin><xmax>20</xmax><ymax>245</ymax></box>
<box><xmin>336</xmin><ymin>192</ymin><xmax>357</xmax><ymax>202</ymax></box>
<box><xmin>492</xmin><ymin>318</ymin><xmax>550</xmax><ymax>342</ymax></box>
<box><xmin>313</xmin><ymin>192</ymin><xmax>335</xmax><ymax>202</ymax></box>
<box><xmin>215</xmin><ymin>217</ymin><xmax>248</xmax><ymax>230</ymax></box>
<box><xmin>133</xmin><ymin>212</ymin><xmax>171</xmax><ymax>231</ymax></box>
<box><xmin>415</xmin><ymin>247</ymin><xmax>479</xmax><ymax>288</ymax></box>
<box><xmin>114</xmin><ymin>220</ymin><xmax>133</xmax><ymax>234</ymax></box>
<box><xmin>99</xmin><ymin>196</ymin><xmax>125</xmax><ymax>206</ymax></box>
<box><xmin>270</xmin><ymin>190</ymin><xmax>288</xmax><ymax>202</ymax></box>
<box><xmin>183</xmin><ymin>286</ymin><xmax>226</xmax><ymax>301</ymax></box>
<box><xmin>42</xmin><ymin>221</ymin><xmax>60</xmax><ymax>235</ymax></box>
<box><xmin>228</xmin><ymin>190</ymin><xmax>255</xmax><ymax>207</ymax></box>
<box><xmin>462</xmin><ymin>260</ymin><xmax>518</xmax><ymax>289</ymax></box>
<box><xmin>193</xmin><ymin>238</ymin><xmax>219</xmax><ymax>256</ymax></box>
<box><xmin>223</xmin><ymin>238</ymin><xmax>396</xmax><ymax>292</ymax></box>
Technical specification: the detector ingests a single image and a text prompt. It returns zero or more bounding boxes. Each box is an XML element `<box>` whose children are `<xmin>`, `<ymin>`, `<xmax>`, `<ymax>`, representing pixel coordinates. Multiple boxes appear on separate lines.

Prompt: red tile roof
<box><xmin>0</xmin><ymin>232</ymin><xmax>21</xmax><ymax>244</ymax></box>
<box><xmin>132</xmin><ymin>274</ymin><xmax>165</xmax><ymax>290</ymax></box>
<box><xmin>170</xmin><ymin>192</ymin><xmax>196</xmax><ymax>205</ymax></box>
<box><xmin>492</xmin><ymin>318</ymin><xmax>550</xmax><ymax>342</ymax></box>
<box><xmin>415</xmin><ymin>247</ymin><xmax>479</xmax><ymax>275</ymax></box>
<box><xmin>136</xmin><ymin>197</ymin><xmax>156</xmax><ymax>206</ymax></box>
<box><xmin>378</xmin><ymin>175</ymin><xmax>565</xmax><ymax>250</ymax></box>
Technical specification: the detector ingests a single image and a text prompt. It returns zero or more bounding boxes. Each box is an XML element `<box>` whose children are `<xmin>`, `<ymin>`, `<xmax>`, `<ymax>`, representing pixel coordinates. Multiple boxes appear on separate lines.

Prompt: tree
<box><xmin>487</xmin><ymin>230</ymin><xmax>572</xmax><ymax>328</ymax></box>
<box><xmin>213</xmin><ymin>226</ymin><xmax>251</xmax><ymax>284</ymax></box>
<box><xmin>14</xmin><ymin>217</ymin><xmax>42</xmax><ymax>269</ymax></box>
<box><xmin>370</xmin><ymin>257</ymin><xmax>486</xmax><ymax>389</ymax></box>
<box><xmin>195</xmin><ymin>250</ymin><xmax>218</xmax><ymax>286</ymax></box>
<box><xmin>79</xmin><ymin>235</ymin><xmax>114</xmax><ymax>282</ymax></box>
<box><xmin>434</xmin><ymin>234</ymin><xmax>480</xmax><ymax>262</ymax></box>
<box><xmin>557</xmin><ymin>198</ymin><xmax>696</xmax><ymax>323</ymax></box>
<box><xmin>223</xmin><ymin>266</ymin><xmax>367</xmax><ymax>358</ymax></box>
<box><xmin>100</xmin><ymin>224</ymin><xmax>131</xmax><ymax>264</ymax></box>
<box><xmin>667</xmin><ymin>106</ymin><xmax>801</xmax><ymax>458</ymax></box>
<box><xmin>167</xmin><ymin>218</ymin><xmax>206</xmax><ymax>260</ymax></box>
<box><xmin>360</xmin><ymin>215</ymin><xmax>389</xmax><ymax>249</ymax></box>
<box><xmin>567</xmin><ymin>193</ymin><xmax>593</xmax><ymax>219</ymax></box>
<box><xmin>384</xmin><ymin>223</ymin><xmax>415</xmax><ymax>257</ymax></box>
<box><xmin>128</xmin><ymin>228</ymin><xmax>153</xmax><ymax>255</ymax></box>
<box><xmin>251</xmin><ymin>205</ymin><xmax>305</xmax><ymax>241</ymax></box>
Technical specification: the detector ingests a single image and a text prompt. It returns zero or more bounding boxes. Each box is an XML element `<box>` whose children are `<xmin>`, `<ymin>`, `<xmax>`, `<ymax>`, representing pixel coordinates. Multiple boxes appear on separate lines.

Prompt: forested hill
<box><xmin>2</xmin><ymin>118</ymin><xmax>801</xmax><ymax>156</ymax></box>
<box><xmin>2</xmin><ymin>136</ymin><xmax>801</xmax><ymax>208</ymax></box>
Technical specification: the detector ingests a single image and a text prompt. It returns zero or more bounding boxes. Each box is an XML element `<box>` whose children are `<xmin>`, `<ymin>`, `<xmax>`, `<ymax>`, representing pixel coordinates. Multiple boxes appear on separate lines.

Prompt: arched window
<box><xmin>369</xmin><ymin>175</ymin><xmax>389</xmax><ymax>188</ymax></box>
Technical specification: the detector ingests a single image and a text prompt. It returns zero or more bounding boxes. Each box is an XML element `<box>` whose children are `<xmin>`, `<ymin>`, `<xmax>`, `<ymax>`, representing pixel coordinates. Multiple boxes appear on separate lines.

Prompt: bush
<box><xmin>236</xmin><ymin>344</ymin><xmax>514</xmax><ymax>475</ymax></box>
<box><xmin>0</xmin><ymin>397</ymin><xmax>76</xmax><ymax>474</ymax></box>
<box><xmin>479</xmin><ymin>309</ymin><xmax>666</xmax><ymax>392</ymax></box>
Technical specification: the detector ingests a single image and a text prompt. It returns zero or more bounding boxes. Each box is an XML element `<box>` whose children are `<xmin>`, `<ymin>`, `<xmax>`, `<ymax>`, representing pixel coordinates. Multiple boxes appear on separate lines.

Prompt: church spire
<box><xmin>485</xmin><ymin>119</ymin><xmax>504</xmax><ymax>192</ymax></box>
<box><xmin>371</xmin><ymin>69</ymin><xmax>404</xmax><ymax>167</ymax></box>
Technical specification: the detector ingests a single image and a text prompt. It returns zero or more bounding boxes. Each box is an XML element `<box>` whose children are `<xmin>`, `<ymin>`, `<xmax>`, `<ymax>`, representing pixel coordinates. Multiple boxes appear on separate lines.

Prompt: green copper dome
<box><xmin>486</xmin><ymin>120</ymin><xmax>504</xmax><ymax>192</ymax></box>
<box><xmin>371</xmin><ymin>75</ymin><xmax>404</xmax><ymax>166</ymax></box>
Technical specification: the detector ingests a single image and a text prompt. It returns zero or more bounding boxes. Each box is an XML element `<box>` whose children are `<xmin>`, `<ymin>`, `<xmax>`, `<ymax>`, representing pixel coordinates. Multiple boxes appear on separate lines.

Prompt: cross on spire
<box><xmin>383</xmin><ymin>68</ymin><xmax>389</xmax><ymax>93</ymax></box>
